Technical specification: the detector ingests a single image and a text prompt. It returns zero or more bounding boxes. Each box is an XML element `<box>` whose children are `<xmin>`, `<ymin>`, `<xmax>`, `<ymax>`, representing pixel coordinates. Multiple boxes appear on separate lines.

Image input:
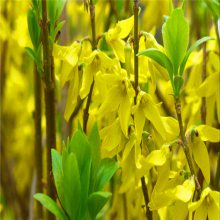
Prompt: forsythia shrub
<box><xmin>1</xmin><ymin>0</ymin><xmax>220</xmax><ymax>220</ymax></box>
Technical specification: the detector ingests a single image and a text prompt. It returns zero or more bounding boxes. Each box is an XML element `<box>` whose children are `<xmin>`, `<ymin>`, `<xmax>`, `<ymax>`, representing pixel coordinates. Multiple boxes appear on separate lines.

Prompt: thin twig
<box><xmin>133</xmin><ymin>0</ymin><xmax>139</xmax><ymax>102</ymax></box>
<box><xmin>141</xmin><ymin>177</ymin><xmax>152</xmax><ymax>220</ymax></box>
<box><xmin>201</xmin><ymin>43</ymin><xmax>207</xmax><ymax>124</ymax></box>
<box><xmin>133</xmin><ymin>1</ymin><xmax>153</xmax><ymax>219</ymax></box>
<box><xmin>175</xmin><ymin>98</ymin><xmax>201</xmax><ymax>195</ymax></box>
<box><xmin>83</xmin><ymin>0</ymin><xmax>97</xmax><ymax>133</ymax></box>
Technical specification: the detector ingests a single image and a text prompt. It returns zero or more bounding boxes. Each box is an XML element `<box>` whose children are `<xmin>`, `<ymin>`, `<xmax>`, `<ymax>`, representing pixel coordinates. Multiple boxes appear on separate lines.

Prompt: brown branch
<box><xmin>133</xmin><ymin>1</ymin><xmax>152</xmax><ymax>219</ymax></box>
<box><xmin>41</xmin><ymin>1</ymin><xmax>57</xmax><ymax>219</ymax></box>
<box><xmin>201</xmin><ymin>43</ymin><xmax>207</xmax><ymax>124</ymax></box>
<box><xmin>175</xmin><ymin>98</ymin><xmax>201</xmax><ymax>195</ymax></box>
<box><xmin>83</xmin><ymin>0</ymin><xmax>97</xmax><ymax>133</ymax></box>
<box><xmin>33</xmin><ymin>65</ymin><xmax>43</xmax><ymax>219</ymax></box>
<box><xmin>141</xmin><ymin>177</ymin><xmax>152</xmax><ymax>220</ymax></box>
<box><xmin>133</xmin><ymin>0</ymin><xmax>139</xmax><ymax>103</ymax></box>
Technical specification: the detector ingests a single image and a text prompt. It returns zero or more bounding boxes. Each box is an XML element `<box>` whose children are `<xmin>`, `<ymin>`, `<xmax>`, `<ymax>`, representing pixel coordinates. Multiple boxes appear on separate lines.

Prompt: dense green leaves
<box><xmin>34</xmin><ymin>124</ymin><xmax>118</xmax><ymax>220</ymax></box>
<box><xmin>138</xmin><ymin>7</ymin><xmax>213</xmax><ymax>98</ymax></box>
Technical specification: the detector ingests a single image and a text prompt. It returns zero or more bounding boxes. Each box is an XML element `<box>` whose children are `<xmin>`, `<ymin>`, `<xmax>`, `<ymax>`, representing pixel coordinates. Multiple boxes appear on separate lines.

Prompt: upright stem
<box><xmin>133</xmin><ymin>1</ymin><xmax>152</xmax><ymax>219</ymax></box>
<box><xmin>197</xmin><ymin>43</ymin><xmax>207</xmax><ymax>188</ymax></box>
<box><xmin>41</xmin><ymin>1</ymin><xmax>57</xmax><ymax>219</ymax></box>
<box><xmin>83</xmin><ymin>0</ymin><xmax>96</xmax><ymax>133</ymax></box>
<box><xmin>33</xmin><ymin>65</ymin><xmax>43</xmax><ymax>219</ymax></box>
<box><xmin>133</xmin><ymin>0</ymin><xmax>139</xmax><ymax>102</ymax></box>
<box><xmin>175</xmin><ymin>98</ymin><xmax>201</xmax><ymax>194</ymax></box>
<box><xmin>201</xmin><ymin>43</ymin><xmax>207</xmax><ymax>124</ymax></box>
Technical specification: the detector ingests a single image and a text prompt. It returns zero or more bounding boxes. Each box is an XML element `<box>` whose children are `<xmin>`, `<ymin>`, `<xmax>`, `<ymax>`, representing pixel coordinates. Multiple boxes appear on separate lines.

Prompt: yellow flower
<box><xmin>100</xmin><ymin>119</ymin><xmax>124</xmax><ymax>158</ymax></box>
<box><xmin>53</xmin><ymin>41</ymin><xmax>81</xmax><ymax>86</ymax></box>
<box><xmin>133</xmin><ymin>91</ymin><xmax>167</xmax><ymax>141</ymax></box>
<box><xmin>136</xmin><ymin>144</ymin><xmax>171</xmax><ymax>178</ymax></box>
<box><xmin>150</xmin><ymin>165</ymin><xmax>195</xmax><ymax>211</ymax></box>
<box><xmin>188</xmin><ymin>125</ymin><xmax>220</xmax><ymax>184</ymax></box>
<box><xmin>80</xmin><ymin>50</ymin><xmax>114</xmax><ymax>99</ymax></box>
<box><xmin>53</xmin><ymin>41</ymin><xmax>82</xmax><ymax>120</ymax></box>
<box><xmin>189</xmin><ymin>187</ymin><xmax>220</xmax><ymax>220</ymax></box>
<box><xmin>106</xmin><ymin>15</ymin><xmax>134</xmax><ymax>62</ymax></box>
<box><xmin>197</xmin><ymin>69</ymin><xmax>220</xmax><ymax>123</ymax></box>
<box><xmin>98</xmin><ymin>69</ymin><xmax>135</xmax><ymax>137</ymax></box>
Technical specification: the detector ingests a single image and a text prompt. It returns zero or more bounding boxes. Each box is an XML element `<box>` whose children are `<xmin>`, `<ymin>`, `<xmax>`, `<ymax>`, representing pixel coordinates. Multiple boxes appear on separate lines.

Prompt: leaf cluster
<box><xmin>34</xmin><ymin>124</ymin><xmax>119</xmax><ymax>220</ymax></box>
<box><xmin>138</xmin><ymin>7</ymin><xmax>213</xmax><ymax>98</ymax></box>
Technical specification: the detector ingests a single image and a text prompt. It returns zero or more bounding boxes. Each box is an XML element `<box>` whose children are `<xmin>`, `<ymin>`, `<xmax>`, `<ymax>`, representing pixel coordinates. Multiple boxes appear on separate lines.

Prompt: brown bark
<box><xmin>41</xmin><ymin>1</ymin><xmax>57</xmax><ymax>219</ymax></box>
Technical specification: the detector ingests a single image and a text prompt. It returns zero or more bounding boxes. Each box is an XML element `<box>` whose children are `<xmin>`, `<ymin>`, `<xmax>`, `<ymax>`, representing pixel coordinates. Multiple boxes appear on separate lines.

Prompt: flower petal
<box><xmin>117</xmin><ymin>15</ymin><xmax>134</xmax><ymax>39</ymax></box>
<box><xmin>197</xmin><ymin>125</ymin><xmax>220</xmax><ymax>143</ymax></box>
<box><xmin>119</xmin><ymin>94</ymin><xmax>131</xmax><ymax>137</ymax></box>
<box><xmin>194</xmin><ymin>203</ymin><xmax>207</xmax><ymax>220</ymax></box>
<box><xmin>191</xmin><ymin>137</ymin><xmax>210</xmax><ymax>184</ymax></box>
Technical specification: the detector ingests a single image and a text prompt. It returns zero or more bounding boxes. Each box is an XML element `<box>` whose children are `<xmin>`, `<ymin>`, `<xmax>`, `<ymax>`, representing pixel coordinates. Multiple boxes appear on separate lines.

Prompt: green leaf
<box><xmin>137</xmin><ymin>49</ymin><xmax>174</xmax><ymax>84</ymax></box>
<box><xmin>63</xmin><ymin>153</ymin><xmax>81</xmax><ymax>219</ymax></box>
<box><xmin>57</xmin><ymin>0</ymin><xmax>67</xmax><ymax>19</ymax></box>
<box><xmin>179</xmin><ymin>36</ymin><xmax>214</xmax><ymax>75</ymax></box>
<box><xmin>27</xmin><ymin>8</ymin><xmax>41</xmax><ymax>49</ymax></box>
<box><xmin>47</xmin><ymin>0</ymin><xmax>57</xmax><ymax>26</ymax></box>
<box><xmin>78</xmin><ymin>158</ymin><xmax>92</xmax><ymax>220</ymax></box>
<box><xmin>169</xmin><ymin>0</ymin><xmax>174</xmax><ymax>14</ymax></box>
<box><xmin>69</xmin><ymin>130</ymin><xmax>91</xmax><ymax>174</ymax></box>
<box><xmin>31</xmin><ymin>0</ymin><xmax>40</xmax><ymax>12</ymax></box>
<box><xmin>78</xmin><ymin>121</ymin><xmax>83</xmax><ymax>132</ymax></box>
<box><xmin>51</xmin><ymin>149</ymin><xmax>64</xmax><ymax>205</ymax></box>
<box><xmin>51</xmin><ymin>20</ymin><xmax>65</xmax><ymax>43</ymax></box>
<box><xmin>55</xmin><ymin>20</ymin><xmax>65</xmax><ymax>36</ymax></box>
<box><xmin>25</xmin><ymin>46</ymin><xmax>42</xmax><ymax>75</ymax></box>
<box><xmin>88</xmin><ymin>191</ymin><xmax>111</xmax><ymax>220</ymax></box>
<box><xmin>25</xmin><ymin>47</ymin><xmax>37</xmax><ymax>62</ymax></box>
<box><xmin>191</xmin><ymin>138</ymin><xmax>210</xmax><ymax>184</ymax></box>
<box><xmin>204</xmin><ymin>0</ymin><xmax>220</xmax><ymax>20</ymax></box>
<box><xmin>173</xmin><ymin>76</ymin><xmax>184</xmax><ymax>98</ymax></box>
<box><xmin>88</xmin><ymin>124</ymin><xmax>101</xmax><ymax>193</ymax></box>
<box><xmin>34</xmin><ymin>194</ymin><xmax>67</xmax><ymax>220</ymax></box>
<box><xmin>162</xmin><ymin>8</ymin><xmax>189</xmax><ymax>75</ymax></box>
<box><xmin>95</xmin><ymin>158</ymin><xmax>118</xmax><ymax>191</ymax></box>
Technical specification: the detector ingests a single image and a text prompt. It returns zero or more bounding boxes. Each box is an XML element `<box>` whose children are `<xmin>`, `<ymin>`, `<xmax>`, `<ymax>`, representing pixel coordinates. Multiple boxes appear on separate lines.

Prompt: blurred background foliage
<box><xmin>0</xmin><ymin>0</ymin><xmax>219</xmax><ymax>219</ymax></box>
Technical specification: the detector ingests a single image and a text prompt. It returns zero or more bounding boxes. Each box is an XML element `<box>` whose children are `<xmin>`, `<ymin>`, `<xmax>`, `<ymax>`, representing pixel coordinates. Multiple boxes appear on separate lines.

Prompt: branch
<box><xmin>175</xmin><ymin>98</ymin><xmax>201</xmax><ymax>195</ymax></box>
<box><xmin>133</xmin><ymin>1</ymin><xmax>152</xmax><ymax>219</ymax></box>
<box><xmin>133</xmin><ymin>0</ymin><xmax>139</xmax><ymax>102</ymax></box>
<box><xmin>33</xmin><ymin>65</ymin><xmax>43</xmax><ymax>219</ymax></box>
<box><xmin>201</xmin><ymin>43</ymin><xmax>207</xmax><ymax>124</ymax></box>
<box><xmin>83</xmin><ymin>0</ymin><xmax>97</xmax><ymax>133</ymax></box>
<box><xmin>41</xmin><ymin>1</ymin><xmax>57</xmax><ymax>219</ymax></box>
